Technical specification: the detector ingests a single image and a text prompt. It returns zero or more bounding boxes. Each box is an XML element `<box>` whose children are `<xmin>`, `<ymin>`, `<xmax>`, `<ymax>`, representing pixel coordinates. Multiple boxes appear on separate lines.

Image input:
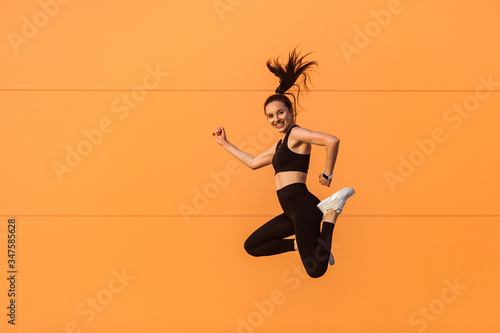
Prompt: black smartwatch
<box><xmin>322</xmin><ymin>172</ymin><xmax>332</xmax><ymax>181</ymax></box>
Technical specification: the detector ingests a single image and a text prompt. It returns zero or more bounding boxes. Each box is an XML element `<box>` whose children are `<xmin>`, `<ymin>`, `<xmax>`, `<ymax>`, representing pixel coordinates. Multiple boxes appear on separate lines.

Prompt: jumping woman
<box><xmin>212</xmin><ymin>49</ymin><xmax>355</xmax><ymax>278</ymax></box>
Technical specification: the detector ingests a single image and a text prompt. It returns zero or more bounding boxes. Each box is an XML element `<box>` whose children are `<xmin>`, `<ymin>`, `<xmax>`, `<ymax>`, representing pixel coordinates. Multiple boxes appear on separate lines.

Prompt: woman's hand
<box><xmin>213</xmin><ymin>126</ymin><xmax>228</xmax><ymax>146</ymax></box>
<box><xmin>318</xmin><ymin>173</ymin><xmax>332</xmax><ymax>187</ymax></box>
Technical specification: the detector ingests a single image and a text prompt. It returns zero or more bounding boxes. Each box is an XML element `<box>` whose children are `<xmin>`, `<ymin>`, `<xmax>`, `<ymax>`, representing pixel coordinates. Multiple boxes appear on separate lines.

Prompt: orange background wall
<box><xmin>1</xmin><ymin>1</ymin><xmax>499</xmax><ymax>332</ymax></box>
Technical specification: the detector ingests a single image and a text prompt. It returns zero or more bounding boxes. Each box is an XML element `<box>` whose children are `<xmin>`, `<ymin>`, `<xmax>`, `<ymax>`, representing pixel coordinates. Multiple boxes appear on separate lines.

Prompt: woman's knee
<box><xmin>306</xmin><ymin>269</ymin><xmax>326</xmax><ymax>279</ymax></box>
<box><xmin>244</xmin><ymin>238</ymin><xmax>259</xmax><ymax>257</ymax></box>
<box><xmin>302</xmin><ymin>257</ymin><xmax>327</xmax><ymax>278</ymax></box>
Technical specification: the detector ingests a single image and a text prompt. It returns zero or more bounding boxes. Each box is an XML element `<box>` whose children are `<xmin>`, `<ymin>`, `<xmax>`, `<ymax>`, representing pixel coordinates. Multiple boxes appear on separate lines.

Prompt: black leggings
<box><xmin>244</xmin><ymin>183</ymin><xmax>334</xmax><ymax>278</ymax></box>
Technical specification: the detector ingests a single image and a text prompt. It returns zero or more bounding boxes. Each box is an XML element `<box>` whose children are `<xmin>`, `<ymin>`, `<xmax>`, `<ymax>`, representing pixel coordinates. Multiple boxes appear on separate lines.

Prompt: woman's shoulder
<box><xmin>288</xmin><ymin>126</ymin><xmax>313</xmax><ymax>147</ymax></box>
<box><xmin>289</xmin><ymin>125</ymin><xmax>312</xmax><ymax>138</ymax></box>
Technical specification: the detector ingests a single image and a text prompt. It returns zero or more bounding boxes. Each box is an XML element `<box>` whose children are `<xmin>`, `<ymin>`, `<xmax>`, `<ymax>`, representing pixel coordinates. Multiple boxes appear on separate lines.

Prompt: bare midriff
<box><xmin>275</xmin><ymin>171</ymin><xmax>307</xmax><ymax>190</ymax></box>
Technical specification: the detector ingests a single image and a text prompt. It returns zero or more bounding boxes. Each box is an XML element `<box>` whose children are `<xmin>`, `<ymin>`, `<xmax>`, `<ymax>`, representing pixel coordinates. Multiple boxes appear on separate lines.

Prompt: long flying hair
<box><xmin>264</xmin><ymin>48</ymin><xmax>318</xmax><ymax>119</ymax></box>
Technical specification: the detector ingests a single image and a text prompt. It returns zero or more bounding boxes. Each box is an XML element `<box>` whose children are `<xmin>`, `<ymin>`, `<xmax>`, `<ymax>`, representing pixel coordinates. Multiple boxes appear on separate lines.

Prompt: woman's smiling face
<box><xmin>265</xmin><ymin>100</ymin><xmax>295</xmax><ymax>134</ymax></box>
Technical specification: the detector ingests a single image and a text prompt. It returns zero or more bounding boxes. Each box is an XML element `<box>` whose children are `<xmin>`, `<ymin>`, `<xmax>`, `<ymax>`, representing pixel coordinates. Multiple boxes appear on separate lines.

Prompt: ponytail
<box><xmin>264</xmin><ymin>48</ymin><xmax>317</xmax><ymax>117</ymax></box>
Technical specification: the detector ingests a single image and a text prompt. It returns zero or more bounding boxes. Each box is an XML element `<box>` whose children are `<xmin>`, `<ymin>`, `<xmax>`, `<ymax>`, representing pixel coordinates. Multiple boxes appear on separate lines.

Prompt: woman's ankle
<box><xmin>323</xmin><ymin>209</ymin><xmax>337</xmax><ymax>223</ymax></box>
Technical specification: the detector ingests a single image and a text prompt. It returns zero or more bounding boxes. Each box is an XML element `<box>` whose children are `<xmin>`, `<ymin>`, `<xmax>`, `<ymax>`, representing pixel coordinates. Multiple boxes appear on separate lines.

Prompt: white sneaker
<box><xmin>317</xmin><ymin>187</ymin><xmax>355</xmax><ymax>215</ymax></box>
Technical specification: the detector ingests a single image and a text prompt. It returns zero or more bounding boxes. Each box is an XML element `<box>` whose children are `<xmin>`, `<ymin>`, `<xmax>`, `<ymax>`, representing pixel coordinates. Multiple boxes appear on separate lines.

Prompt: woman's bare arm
<box><xmin>213</xmin><ymin>126</ymin><xmax>275</xmax><ymax>170</ymax></box>
<box><xmin>290</xmin><ymin>127</ymin><xmax>340</xmax><ymax>186</ymax></box>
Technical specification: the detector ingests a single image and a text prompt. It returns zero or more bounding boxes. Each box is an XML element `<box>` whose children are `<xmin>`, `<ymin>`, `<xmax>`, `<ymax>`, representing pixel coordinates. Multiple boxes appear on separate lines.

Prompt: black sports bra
<box><xmin>272</xmin><ymin>125</ymin><xmax>310</xmax><ymax>175</ymax></box>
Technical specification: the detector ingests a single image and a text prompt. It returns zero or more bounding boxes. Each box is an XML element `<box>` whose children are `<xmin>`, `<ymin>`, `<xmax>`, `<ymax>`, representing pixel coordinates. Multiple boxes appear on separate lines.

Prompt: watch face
<box><xmin>322</xmin><ymin>173</ymin><xmax>329</xmax><ymax>180</ymax></box>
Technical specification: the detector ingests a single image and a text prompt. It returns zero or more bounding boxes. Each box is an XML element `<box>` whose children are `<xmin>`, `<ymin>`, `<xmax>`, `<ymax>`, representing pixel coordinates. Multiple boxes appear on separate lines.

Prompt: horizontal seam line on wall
<box><xmin>1</xmin><ymin>214</ymin><xmax>499</xmax><ymax>218</ymax></box>
<box><xmin>0</xmin><ymin>89</ymin><xmax>499</xmax><ymax>93</ymax></box>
